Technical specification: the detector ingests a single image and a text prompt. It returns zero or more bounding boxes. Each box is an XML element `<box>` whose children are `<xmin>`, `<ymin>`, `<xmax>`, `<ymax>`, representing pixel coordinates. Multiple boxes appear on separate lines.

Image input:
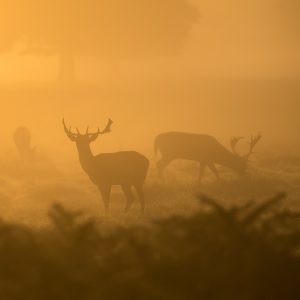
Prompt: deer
<box><xmin>63</xmin><ymin>119</ymin><xmax>149</xmax><ymax>212</ymax></box>
<box><xmin>154</xmin><ymin>132</ymin><xmax>261</xmax><ymax>182</ymax></box>
<box><xmin>13</xmin><ymin>126</ymin><xmax>36</xmax><ymax>162</ymax></box>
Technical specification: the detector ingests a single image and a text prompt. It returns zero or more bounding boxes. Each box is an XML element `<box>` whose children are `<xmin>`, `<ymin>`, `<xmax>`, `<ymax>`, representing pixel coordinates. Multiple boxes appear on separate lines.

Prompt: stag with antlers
<box><xmin>154</xmin><ymin>132</ymin><xmax>261</xmax><ymax>182</ymax></box>
<box><xmin>63</xmin><ymin>119</ymin><xmax>149</xmax><ymax>212</ymax></box>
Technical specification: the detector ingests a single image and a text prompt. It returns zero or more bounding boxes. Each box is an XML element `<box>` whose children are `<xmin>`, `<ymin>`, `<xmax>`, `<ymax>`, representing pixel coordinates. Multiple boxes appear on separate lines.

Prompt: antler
<box><xmin>63</xmin><ymin>118</ymin><xmax>113</xmax><ymax>142</ymax></box>
<box><xmin>230</xmin><ymin>136</ymin><xmax>244</xmax><ymax>155</ymax></box>
<box><xmin>245</xmin><ymin>133</ymin><xmax>262</xmax><ymax>159</ymax></box>
<box><xmin>62</xmin><ymin>119</ymin><xmax>78</xmax><ymax>141</ymax></box>
<box><xmin>100</xmin><ymin>118</ymin><xmax>113</xmax><ymax>134</ymax></box>
<box><xmin>86</xmin><ymin>119</ymin><xmax>113</xmax><ymax>136</ymax></box>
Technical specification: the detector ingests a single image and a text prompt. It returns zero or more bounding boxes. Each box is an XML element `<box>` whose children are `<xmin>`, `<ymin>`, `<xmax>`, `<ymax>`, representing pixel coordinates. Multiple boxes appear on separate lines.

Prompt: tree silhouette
<box><xmin>0</xmin><ymin>0</ymin><xmax>199</xmax><ymax>83</ymax></box>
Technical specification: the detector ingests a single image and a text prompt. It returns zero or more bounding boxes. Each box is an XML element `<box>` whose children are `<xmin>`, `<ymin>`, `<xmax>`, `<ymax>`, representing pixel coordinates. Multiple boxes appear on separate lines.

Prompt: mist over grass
<box><xmin>0</xmin><ymin>149</ymin><xmax>300</xmax><ymax>227</ymax></box>
<box><xmin>0</xmin><ymin>78</ymin><xmax>299</xmax><ymax>299</ymax></box>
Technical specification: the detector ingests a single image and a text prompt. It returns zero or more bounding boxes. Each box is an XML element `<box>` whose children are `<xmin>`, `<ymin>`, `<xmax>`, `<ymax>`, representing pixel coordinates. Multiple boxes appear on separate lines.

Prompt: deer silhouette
<box><xmin>63</xmin><ymin>119</ymin><xmax>149</xmax><ymax>212</ymax></box>
<box><xmin>154</xmin><ymin>132</ymin><xmax>261</xmax><ymax>182</ymax></box>
<box><xmin>13</xmin><ymin>127</ymin><xmax>36</xmax><ymax>162</ymax></box>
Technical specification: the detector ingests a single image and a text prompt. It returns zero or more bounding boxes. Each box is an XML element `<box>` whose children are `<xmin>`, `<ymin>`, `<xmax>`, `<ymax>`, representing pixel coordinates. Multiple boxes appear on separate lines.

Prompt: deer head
<box><xmin>230</xmin><ymin>133</ymin><xmax>262</xmax><ymax>160</ymax></box>
<box><xmin>13</xmin><ymin>126</ymin><xmax>36</xmax><ymax>161</ymax></box>
<box><xmin>62</xmin><ymin>118</ymin><xmax>113</xmax><ymax>144</ymax></box>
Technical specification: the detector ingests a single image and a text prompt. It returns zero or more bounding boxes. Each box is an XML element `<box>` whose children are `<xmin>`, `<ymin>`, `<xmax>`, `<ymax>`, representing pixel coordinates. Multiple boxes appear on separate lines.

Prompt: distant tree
<box><xmin>0</xmin><ymin>0</ymin><xmax>199</xmax><ymax>83</ymax></box>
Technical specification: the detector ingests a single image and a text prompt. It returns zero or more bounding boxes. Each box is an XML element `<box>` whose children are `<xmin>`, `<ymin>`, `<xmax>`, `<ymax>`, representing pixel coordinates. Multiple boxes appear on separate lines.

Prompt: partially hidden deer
<box><xmin>63</xmin><ymin>119</ymin><xmax>149</xmax><ymax>212</ymax></box>
<box><xmin>154</xmin><ymin>132</ymin><xmax>261</xmax><ymax>182</ymax></box>
<box><xmin>13</xmin><ymin>126</ymin><xmax>36</xmax><ymax>162</ymax></box>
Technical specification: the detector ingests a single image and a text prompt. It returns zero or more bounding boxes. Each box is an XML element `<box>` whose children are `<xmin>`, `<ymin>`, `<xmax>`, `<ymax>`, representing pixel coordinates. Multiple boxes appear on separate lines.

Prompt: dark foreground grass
<box><xmin>0</xmin><ymin>193</ymin><xmax>299</xmax><ymax>300</ymax></box>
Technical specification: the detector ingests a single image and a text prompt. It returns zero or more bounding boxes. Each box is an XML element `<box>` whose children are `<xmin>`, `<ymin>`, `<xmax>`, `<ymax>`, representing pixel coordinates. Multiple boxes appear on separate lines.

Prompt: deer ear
<box><xmin>88</xmin><ymin>133</ymin><xmax>99</xmax><ymax>143</ymax></box>
<box><xmin>65</xmin><ymin>133</ymin><xmax>77</xmax><ymax>142</ymax></box>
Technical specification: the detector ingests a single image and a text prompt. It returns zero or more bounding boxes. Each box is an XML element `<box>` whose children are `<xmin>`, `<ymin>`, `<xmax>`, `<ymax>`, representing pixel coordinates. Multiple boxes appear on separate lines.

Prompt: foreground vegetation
<box><xmin>0</xmin><ymin>193</ymin><xmax>299</xmax><ymax>300</ymax></box>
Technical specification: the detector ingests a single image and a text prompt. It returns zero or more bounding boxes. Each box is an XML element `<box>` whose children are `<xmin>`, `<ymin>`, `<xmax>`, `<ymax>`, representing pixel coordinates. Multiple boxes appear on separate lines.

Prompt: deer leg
<box><xmin>134</xmin><ymin>183</ymin><xmax>145</xmax><ymax>212</ymax></box>
<box><xmin>98</xmin><ymin>184</ymin><xmax>111</xmax><ymax>213</ymax></box>
<box><xmin>208</xmin><ymin>163</ymin><xmax>220</xmax><ymax>180</ymax></box>
<box><xmin>122</xmin><ymin>184</ymin><xmax>135</xmax><ymax>212</ymax></box>
<box><xmin>199</xmin><ymin>163</ymin><xmax>207</xmax><ymax>183</ymax></box>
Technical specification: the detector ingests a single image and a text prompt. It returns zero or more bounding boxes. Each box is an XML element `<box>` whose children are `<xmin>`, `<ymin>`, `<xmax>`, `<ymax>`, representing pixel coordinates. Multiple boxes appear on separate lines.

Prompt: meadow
<box><xmin>0</xmin><ymin>80</ymin><xmax>299</xmax><ymax>299</ymax></box>
<box><xmin>0</xmin><ymin>154</ymin><xmax>299</xmax><ymax>300</ymax></box>
<box><xmin>0</xmin><ymin>150</ymin><xmax>300</xmax><ymax>227</ymax></box>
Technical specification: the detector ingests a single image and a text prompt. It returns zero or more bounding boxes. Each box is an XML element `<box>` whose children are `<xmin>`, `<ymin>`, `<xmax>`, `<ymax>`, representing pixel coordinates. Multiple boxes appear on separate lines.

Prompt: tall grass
<box><xmin>0</xmin><ymin>193</ymin><xmax>299</xmax><ymax>299</ymax></box>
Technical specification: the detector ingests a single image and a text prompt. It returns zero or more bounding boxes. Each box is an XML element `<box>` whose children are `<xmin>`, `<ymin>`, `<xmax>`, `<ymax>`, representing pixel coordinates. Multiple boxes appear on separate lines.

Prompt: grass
<box><xmin>0</xmin><ymin>192</ymin><xmax>299</xmax><ymax>300</ymax></box>
<box><xmin>1</xmin><ymin>153</ymin><xmax>300</xmax><ymax>226</ymax></box>
<box><xmin>0</xmin><ymin>151</ymin><xmax>300</xmax><ymax>299</ymax></box>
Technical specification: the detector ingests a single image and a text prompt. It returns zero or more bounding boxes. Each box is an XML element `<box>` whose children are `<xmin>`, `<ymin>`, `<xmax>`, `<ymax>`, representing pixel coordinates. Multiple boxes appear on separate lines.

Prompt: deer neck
<box><xmin>76</xmin><ymin>143</ymin><xmax>95</xmax><ymax>173</ymax></box>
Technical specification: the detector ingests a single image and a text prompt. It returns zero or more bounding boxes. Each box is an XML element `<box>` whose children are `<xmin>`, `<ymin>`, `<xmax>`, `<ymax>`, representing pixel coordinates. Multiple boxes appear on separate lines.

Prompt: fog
<box><xmin>0</xmin><ymin>79</ymin><xmax>299</xmax><ymax>166</ymax></box>
<box><xmin>0</xmin><ymin>0</ymin><xmax>299</xmax><ymax>162</ymax></box>
<box><xmin>0</xmin><ymin>1</ymin><xmax>300</xmax><ymax>298</ymax></box>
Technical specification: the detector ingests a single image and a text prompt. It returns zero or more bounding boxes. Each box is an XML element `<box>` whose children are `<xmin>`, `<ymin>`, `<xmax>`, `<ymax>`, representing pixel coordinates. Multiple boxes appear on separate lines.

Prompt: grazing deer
<box><xmin>154</xmin><ymin>132</ymin><xmax>261</xmax><ymax>182</ymax></box>
<box><xmin>13</xmin><ymin>127</ymin><xmax>36</xmax><ymax>162</ymax></box>
<box><xmin>63</xmin><ymin>119</ymin><xmax>149</xmax><ymax>212</ymax></box>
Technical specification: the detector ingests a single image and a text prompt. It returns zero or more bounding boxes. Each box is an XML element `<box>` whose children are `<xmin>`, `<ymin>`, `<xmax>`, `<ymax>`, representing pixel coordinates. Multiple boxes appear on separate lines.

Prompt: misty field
<box><xmin>0</xmin><ymin>148</ymin><xmax>300</xmax><ymax>227</ymax></box>
<box><xmin>0</xmin><ymin>82</ymin><xmax>299</xmax><ymax>299</ymax></box>
<box><xmin>0</xmin><ymin>79</ymin><xmax>299</xmax><ymax>226</ymax></box>
<box><xmin>1</xmin><ymin>0</ymin><xmax>300</xmax><ymax>297</ymax></box>
<box><xmin>0</xmin><ymin>154</ymin><xmax>300</xmax><ymax>299</ymax></box>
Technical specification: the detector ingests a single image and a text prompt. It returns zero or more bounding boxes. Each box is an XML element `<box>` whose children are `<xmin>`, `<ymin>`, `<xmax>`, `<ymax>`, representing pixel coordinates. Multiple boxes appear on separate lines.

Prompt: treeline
<box><xmin>0</xmin><ymin>193</ymin><xmax>299</xmax><ymax>300</ymax></box>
